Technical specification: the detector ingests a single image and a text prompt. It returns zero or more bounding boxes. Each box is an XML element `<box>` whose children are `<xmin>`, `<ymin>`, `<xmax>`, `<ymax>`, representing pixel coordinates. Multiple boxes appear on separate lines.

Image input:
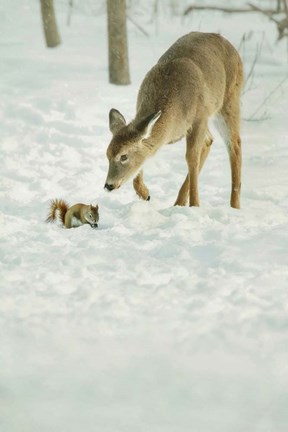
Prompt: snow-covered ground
<box><xmin>1</xmin><ymin>1</ymin><xmax>288</xmax><ymax>431</ymax></box>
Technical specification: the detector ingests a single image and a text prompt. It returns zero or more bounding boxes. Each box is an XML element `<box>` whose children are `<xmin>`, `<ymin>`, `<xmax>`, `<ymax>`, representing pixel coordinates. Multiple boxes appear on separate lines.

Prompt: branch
<box><xmin>242</xmin><ymin>33</ymin><xmax>265</xmax><ymax>95</ymax></box>
<box><xmin>67</xmin><ymin>0</ymin><xmax>73</xmax><ymax>27</ymax></box>
<box><xmin>283</xmin><ymin>0</ymin><xmax>288</xmax><ymax>16</ymax></box>
<box><xmin>127</xmin><ymin>15</ymin><xmax>150</xmax><ymax>38</ymax></box>
<box><xmin>184</xmin><ymin>4</ymin><xmax>276</xmax><ymax>16</ymax></box>
<box><xmin>246</xmin><ymin>74</ymin><xmax>288</xmax><ymax>121</ymax></box>
<box><xmin>249</xmin><ymin>2</ymin><xmax>288</xmax><ymax>40</ymax></box>
<box><xmin>247</xmin><ymin>3</ymin><xmax>275</xmax><ymax>17</ymax></box>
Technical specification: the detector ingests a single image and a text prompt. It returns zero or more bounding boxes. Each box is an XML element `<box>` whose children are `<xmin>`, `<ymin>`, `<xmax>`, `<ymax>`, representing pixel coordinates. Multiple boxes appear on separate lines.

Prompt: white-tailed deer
<box><xmin>104</xmin><ymin>32</ymin><xmax>243</xmax><ymax>208</ymax></box>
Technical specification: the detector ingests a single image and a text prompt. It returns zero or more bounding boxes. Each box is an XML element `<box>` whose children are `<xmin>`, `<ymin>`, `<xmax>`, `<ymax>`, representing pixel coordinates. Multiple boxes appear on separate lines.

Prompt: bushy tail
<box><xmin>46</xmin><ymin>199</ymin><xmax>69</xmax><ymax>226</ymax></box>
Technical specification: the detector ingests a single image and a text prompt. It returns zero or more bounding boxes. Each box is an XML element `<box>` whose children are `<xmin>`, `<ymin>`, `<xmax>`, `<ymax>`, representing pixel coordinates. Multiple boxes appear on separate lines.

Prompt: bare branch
<box><xmin>67</xmin><ymin>0</ymin><xmax>73</xmax><ymax>27</ymax></box>
<box><xmin>249</xmin><ymin>2</ymin><xmax>288</xmax><ymax>40</ymax></box>
<box><xmin>184</xmin><ymin>4</ymin><xmax>276</xmax><ymax>16</ymax></box>
<box><xmin>283</xmin><ymin>0</ymin><xmax>288</xmax><ymax>16</ymax></box>
<box><xmin>246</xmin><ymin>74</ymin><xmax>288</xmax><ymax>121</ymax></box>
<box><xmin>242</xmin><ymin>33</ymin><xmax>265</xmax><ymax>95</ymax></box>
<box><xmin>127</xmin><ymin>15</ymin><xmax>150</xmax><ymax>38</ymax></box>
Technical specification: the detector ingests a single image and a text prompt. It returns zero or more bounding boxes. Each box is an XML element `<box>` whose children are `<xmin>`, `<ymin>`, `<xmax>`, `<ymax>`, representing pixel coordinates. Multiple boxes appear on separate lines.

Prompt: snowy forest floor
<box><xmin>1</xmin><ymin>1</ymin><xmax>288</xmax><ymax>431</ymax></box>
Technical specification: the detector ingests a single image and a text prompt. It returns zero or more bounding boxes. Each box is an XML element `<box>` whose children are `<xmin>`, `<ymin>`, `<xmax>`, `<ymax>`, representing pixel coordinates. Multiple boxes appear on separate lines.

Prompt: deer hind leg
<box><xmin>199</xmin><ymin>128</ymin><xmax>213</xmax><ymax>171</ymax></box>
<box><xmin>174</xmin><ymin>174</ymin><xmax>189</xmax><ymax>206</ymax></box>
<box><xmin>174</xmin><ymin>128</ymin><xmax>213</xmax><ymax>206</ymax></box>
<box><xmin>216</xmin><ymin>102</ymin><xmax>242</xmax><ymax>209</ymax></box>
<box><xmin>133</xmin><ymin>170</ymin><xmax>150</xmax><ymax>201</ymax></box>
<box><xmin>186</xmin><ymin>118</ymin><xmax>209</xmax><ymax>207</ymax></box>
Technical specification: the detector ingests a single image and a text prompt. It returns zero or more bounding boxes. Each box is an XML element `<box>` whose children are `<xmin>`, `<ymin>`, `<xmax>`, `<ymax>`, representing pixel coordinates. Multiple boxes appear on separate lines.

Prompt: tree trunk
<box><xmin>40</xmin><ymin>0</ymin><xmax>61</xmax><ymax>48</ymax></box>
<box><xmin>107</xmin><ymin>0</ymin><xmax>130</xmax><ymax>85</ymax></box>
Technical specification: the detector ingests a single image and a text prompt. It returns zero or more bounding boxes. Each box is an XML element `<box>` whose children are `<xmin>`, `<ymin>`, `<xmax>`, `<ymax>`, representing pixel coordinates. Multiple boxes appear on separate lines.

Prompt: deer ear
<box><xmin>109</xmin><ymin>108</ymin><xmax>126</xmax><ymax>135</ymax></box>
<box><xmin>137</xmin><ymin>111</ymin><xmax>162</xmax><ymax>140</ymax></box>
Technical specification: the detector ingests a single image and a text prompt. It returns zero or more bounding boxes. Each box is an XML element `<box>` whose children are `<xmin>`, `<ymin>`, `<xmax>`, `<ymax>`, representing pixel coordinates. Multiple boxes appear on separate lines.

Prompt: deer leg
<box><xmin>228</xmin><ymin>134</ymin><xmax>241</xmax><ymax>209</ymax></box>
<box><xmin>174</xmin><ymin>174</ymin><xmax>189</xmax><ymax>206</ymax></box>
<box><xmin>199</xmin><ymin>129</ymin><xmax>213</xmax><ymax>171</ymax></box>
<box><xmin>216</xmin><ymin>104</ymin><xmax>242</xmax><ymax>209</ymax></box>
<box><xmin>133</xmin><ymin>170</ymin><xmax>150</xmax><ymax>201</ymax></box>
<box><xmin>186</xmin><ymin>119</ymin><xmax>208</xmax><ymax>207</ymax></box>
<box><xmin>214</xmin><ymin>63</ymin><xmax>242</xmax><ymax>209</ymax></box>
<box><xmin>174</xmin><ymin>128</ymin><xmax>212</xmax><ymax>206</ymax></box>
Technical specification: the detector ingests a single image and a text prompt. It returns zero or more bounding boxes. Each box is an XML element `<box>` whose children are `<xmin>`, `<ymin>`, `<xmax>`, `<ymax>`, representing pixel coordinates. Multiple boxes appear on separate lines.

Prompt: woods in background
<box><xmin>39</xmin><ymin>0</ymin><xmax>288</xmax><ymax>84</ymax></box>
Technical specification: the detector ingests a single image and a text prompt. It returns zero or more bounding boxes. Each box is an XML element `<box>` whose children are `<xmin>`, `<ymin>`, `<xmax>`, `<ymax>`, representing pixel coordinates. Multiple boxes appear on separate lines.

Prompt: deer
<box><xmin>104</xmin><ymin>31</ymin><xmax>243</xmax><ymax>209</ymax></box>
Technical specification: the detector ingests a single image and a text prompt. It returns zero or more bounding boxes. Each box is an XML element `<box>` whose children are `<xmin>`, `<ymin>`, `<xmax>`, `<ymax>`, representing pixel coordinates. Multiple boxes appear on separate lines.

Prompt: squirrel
<box><xmin>46</xmin><ymin>199</ymin><xmax>99</xmax><ymax>229</ymax></box>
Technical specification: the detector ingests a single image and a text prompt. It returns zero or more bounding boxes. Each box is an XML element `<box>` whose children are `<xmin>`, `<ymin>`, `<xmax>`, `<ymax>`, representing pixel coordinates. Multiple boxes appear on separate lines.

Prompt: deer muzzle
<box><xmin>104</xmin><ymin>183</ymin><xmax>115</xmax><ymax>192</ymax></box>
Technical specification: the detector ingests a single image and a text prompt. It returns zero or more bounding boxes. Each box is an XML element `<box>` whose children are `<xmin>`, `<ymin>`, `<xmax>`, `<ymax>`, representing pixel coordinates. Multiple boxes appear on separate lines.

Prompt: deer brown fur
<box><xmin>105</xmin><ymin>31</ymin><xmax>243</xmax><ymax>209</ymax></box>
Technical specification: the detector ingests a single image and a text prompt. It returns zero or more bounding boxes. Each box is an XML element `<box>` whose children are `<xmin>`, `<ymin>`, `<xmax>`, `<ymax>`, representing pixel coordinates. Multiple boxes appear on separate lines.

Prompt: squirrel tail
<box><xmin>46</xmin><ymin>199</ymin><xmax>69</xmax><ymax>226</ymax></box>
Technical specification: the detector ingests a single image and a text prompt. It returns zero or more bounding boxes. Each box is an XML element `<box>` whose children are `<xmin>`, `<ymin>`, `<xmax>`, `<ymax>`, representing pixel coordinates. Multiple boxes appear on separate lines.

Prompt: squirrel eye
<box><xmin>120</xmin><ymin>154</ymin><xmax>128</xmax><ymax>162</ymax></box>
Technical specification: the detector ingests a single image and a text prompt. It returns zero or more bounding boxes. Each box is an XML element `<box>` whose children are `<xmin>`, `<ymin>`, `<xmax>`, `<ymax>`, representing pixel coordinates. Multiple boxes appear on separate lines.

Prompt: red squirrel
<box><xmin>46</xmin><ymin>199</ymin><xmax>99</xmax><ymax>229</ymax></box>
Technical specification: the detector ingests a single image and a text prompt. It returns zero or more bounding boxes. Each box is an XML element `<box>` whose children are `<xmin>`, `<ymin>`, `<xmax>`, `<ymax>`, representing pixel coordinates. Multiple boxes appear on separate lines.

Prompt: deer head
<box><xmin>104</xmin><ymin>108</ymin><xmax>162</xmax><ymax>191</ymax></box>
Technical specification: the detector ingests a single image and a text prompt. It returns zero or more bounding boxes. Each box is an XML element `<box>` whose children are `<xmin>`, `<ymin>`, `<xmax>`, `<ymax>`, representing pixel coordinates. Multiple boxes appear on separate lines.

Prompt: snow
<box><xmin>1</xmin><ymin>1</ymin><xmax>288</xmax><ymax>431</ymax></box>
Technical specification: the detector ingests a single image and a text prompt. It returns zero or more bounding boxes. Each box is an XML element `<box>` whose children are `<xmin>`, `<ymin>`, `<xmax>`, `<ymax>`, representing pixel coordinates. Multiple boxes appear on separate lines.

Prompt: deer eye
<box><xmin>120</xmin><ymin>154</ymin><xmax>128</xmax><ymax>162</ymax></box>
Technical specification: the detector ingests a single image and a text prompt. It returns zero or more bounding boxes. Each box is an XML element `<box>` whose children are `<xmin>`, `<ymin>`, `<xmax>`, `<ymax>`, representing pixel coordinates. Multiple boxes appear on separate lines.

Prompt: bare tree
<box><xmin>107</xmin><ymin>0</ymin><xmax>130</xmax><ymax>85</ymax></box>
<box><xmin>249</xmin><ymin>1</ymin><xmax>288</xmax><ymax>41</ymax></box>
<box><xmin>40</xmin><ymin>0</ymin><xmax>61</xmax><ymax>48</ymax></box>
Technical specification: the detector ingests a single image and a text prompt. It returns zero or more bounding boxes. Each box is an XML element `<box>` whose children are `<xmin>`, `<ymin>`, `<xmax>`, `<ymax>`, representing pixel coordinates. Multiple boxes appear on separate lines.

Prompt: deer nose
<box><xmin>104</xmin><ymin>183</ymin><xmax>115</xmax><ymax>191</ymax></box>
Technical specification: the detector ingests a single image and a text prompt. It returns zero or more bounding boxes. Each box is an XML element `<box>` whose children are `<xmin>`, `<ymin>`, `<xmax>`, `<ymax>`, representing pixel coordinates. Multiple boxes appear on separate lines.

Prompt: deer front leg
<box><xmin>133</xmin><ymin>170</ymin><xmax>150</xmax><ymax>201</ymax></box>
